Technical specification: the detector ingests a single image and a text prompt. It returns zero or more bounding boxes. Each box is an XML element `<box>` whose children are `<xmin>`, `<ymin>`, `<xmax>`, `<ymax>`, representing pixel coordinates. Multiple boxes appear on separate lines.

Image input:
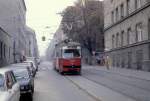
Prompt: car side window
<box><xmin>6</xmin><ymin>72</ymin><xmax>13</xmax><ymax>89</ymax></box>
<box><xmin>10</xmin><ymin>72</ymin><xmax>16</xmax><ymax>84</ymax></box>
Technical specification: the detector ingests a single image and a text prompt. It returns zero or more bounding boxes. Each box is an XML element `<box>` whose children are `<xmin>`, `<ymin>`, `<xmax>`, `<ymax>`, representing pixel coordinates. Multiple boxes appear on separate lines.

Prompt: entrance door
<box><xmin>136</xmin><ymin>50</ymin><xmax>143</xmax><ymax>70</ymax></box>
<box><xmin>128</xmin><ymin>52</ymin><xmax>132</xmax><ymax>69</ymax></box>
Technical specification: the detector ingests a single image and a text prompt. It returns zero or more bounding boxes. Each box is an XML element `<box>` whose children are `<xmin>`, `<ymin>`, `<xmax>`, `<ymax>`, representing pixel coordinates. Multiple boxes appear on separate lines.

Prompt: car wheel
<box><xmin>29</xmin><ymin>93</ymin><xmax>33</xmax><ymax>101</ymax></box>
<box><xmin>32</xmin><ymin>86</ymin><xmax>34</xmax><ymax>93</ymax></box>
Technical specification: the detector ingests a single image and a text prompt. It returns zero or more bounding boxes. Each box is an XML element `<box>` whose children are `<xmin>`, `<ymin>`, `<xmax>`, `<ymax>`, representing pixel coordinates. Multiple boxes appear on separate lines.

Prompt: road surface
<box><xmin>21</xmin><ymin>61</ymin><xmax>150</xmax><ymax>101</ymax></box>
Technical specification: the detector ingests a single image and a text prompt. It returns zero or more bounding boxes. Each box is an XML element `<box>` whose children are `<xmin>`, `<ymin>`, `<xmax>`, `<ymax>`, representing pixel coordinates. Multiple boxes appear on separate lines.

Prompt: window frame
<box><xmin>121</xmin><ymin>31</ymin><xmax>124</xmax><ymax>46</ymax></box>
<box><xmin>127</xmin><ymin>0</ymin><xmax>130</xmax><ymax>15</ymax></box>
<box><xmin>136</xmin><ymin>22</ymin><xmax>143</xmax><ymax>42</ymax></box>
<box><xmin>120</xmin><ymin>3</ymin><xmax>124</xmax><ymax>19</ymax></box>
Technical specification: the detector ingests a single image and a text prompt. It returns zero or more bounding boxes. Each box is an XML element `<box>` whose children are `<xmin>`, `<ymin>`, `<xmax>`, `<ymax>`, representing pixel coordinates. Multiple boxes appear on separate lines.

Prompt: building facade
<box><xmin>0</xmin><ymin>0</ymin><xmax>39</xmax><ymax>67</ymax></box>
<box><xmin>46</xmin><ymin>24</ymin><xmax>67</xmax><ymax>61</ymax></box>
<box><xmin>104</xmin><ymin>0</ymin><xmax>150</xmax><ymax>71</ymax></box>
<box><xmin>26</xmin><ymin>27</ymin><xmax>39</xmax><ymax>58</ymax></box>
<box><xmin>0</xmin><ymin>28</ymin><xmax>12</xmax><ymax>66</ymax></box>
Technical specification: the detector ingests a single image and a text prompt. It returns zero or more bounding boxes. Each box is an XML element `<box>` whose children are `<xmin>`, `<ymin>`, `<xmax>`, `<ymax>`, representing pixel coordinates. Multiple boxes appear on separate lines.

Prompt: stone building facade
<box><xmin>0</xmin><ymin>28</ymin><xmax>12</xmax><ymax>66</ymax></box>
<box><xmin>46</xmin><ymin>24</ymin><xmax>67</xmax><ymax>61</ymax></box>
<box><xmin>104</xmin><ymin>0</ymin><xmax>150</xmax><ymax>71</ymax></box>
<box><xmin>0</xmin><ymin>0</ymin><xmax>39</xmax><ymax>67</ymax></box>
<box><xmin>26</xmin><ymin>27</ymin><xmax>39</xmax><ymax>58</ymax></box>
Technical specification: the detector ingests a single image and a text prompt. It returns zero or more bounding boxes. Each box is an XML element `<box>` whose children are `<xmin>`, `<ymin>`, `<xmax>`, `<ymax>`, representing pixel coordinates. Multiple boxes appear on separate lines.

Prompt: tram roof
<box><xmin>55</xmin><ymin>41</ymin><xmax>81</xmax><ymax>48</ymax></box>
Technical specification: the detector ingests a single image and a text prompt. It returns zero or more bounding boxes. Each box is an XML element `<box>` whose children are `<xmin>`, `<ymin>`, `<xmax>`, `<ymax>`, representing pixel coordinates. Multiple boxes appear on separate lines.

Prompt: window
<box><xmin>62</xmin><ymin>49</ymin><xmax>80</xmax><ymax>58</ymax></box>
<box><xmin>136</xmin><ymin>23</ymin><xmax>143</xmax><ymax>42</ymax></box>
<box><xmin>10</xmin><ymin>72</ymin><xmax>16</xmax><ymax>84</ymax></box>
<box><xmin>135</xmin><ymin>0</ymin><xmax>141</xmax><ymax>9</ymax></box>
<box><xmin>121</xmin><ymin>31</ymin><xmax>124</xmax><ymax>46</ymax></box>
<box><xmin>112</xmin><ymin>35</ymin><xmax>115</xmax><ymax>48</ymax></box>
<box><xmin>6</xmin><ymin>72</ymin><xmax>14</xmax><ymax>89</ymax></box>
<box><xmin>148</xmin><ymin>19</ymin><xmax>150</xmax><ymax>39</ymax></box>
<box><xmin>127</xmin><ymin>28</ymin><xmax>131</xmax><ymax>44</ymax></box>
<box><xmin>120</xmin><ymin>4</ymin><xmax>124</xmax><ymax>19</ymax></box>
<box><xmin>127</xmin><ymin>0</ymin><xmax>130</xmax><ymax>15</ymax></box>
<box><xmin>115</xmin><ymin>8</ymin><xmax>119</xmax><ymax>22</ymax></box>
<box><xmin>111</xmin><ymin>11</ymin><xmax>114</xmax><ymax>24</ymax></box>
<box><xmin>111</xmin><ymin>0</ymin><xmax>113</xmax><ymax>3</ymax></box>
<box><xmin>0</xmin><ymin>74</ymin><xmax>4</xmax><ymax>89</ymax></box>
<box><xmin>116</xmin><ymin>33</ymin><xmax>119</xmax><ymax>47</ymax></box>
<box><xmin>0</xmin><ymin>41</ymin><xmax>2</xmax><ymax>59</ymax></box>
<box><xmin>3</xmin><ymin>44</ymin><xmax>6</xmax><ymax>58</ymax></box>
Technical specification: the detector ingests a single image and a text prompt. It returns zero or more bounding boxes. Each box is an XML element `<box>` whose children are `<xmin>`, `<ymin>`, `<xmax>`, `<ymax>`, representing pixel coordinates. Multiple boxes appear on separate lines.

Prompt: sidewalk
<box><xmin>84</xmin><ymin>65</ymin><xmax>150</xmax><ymax>81</ymax></box>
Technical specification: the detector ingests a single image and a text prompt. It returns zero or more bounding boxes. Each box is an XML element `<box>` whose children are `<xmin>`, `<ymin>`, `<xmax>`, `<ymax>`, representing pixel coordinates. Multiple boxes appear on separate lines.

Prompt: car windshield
<box><xmin>63</xmin><ymin>49</ymin><xmax>80</xmax><ymax>58</ymax></box>
<box><xmin>0</xmin><ymin>74</ymin><xmax>4</xmax><ymax>90</ymax></box>
<box><xmin>13</xmin><ymin>69</ymin><xmax>29</xmax><ymax>80</ymax></box>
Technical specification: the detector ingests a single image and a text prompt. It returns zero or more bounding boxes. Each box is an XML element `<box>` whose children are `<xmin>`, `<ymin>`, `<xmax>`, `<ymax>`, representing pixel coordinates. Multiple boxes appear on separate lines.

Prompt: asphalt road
<box><xmin>20</xmin><ymin>62</ymin><xmax>150</xmax><ymax>101</ymax></box>
<box><xmin>32</xmin><ymin>62</ymin><xmax>95</xmax><ymax>101</ymax></box>
<box><xmin>81</xmin><ymin>67</ymin><xmax>150</xmax><ymax>101</ymax></box>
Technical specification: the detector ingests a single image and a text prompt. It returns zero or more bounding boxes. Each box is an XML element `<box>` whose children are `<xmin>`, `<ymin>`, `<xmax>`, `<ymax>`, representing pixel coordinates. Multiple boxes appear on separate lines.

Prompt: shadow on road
<box><xmin>20</xmin><ymin>94</ymin><xmax>33</xmax><ymax>101</ymax></box>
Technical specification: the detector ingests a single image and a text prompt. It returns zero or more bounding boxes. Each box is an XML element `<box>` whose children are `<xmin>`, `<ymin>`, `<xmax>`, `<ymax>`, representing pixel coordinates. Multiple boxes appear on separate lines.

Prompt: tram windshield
<box><xmin>63</xmin><ymin>49</ymin><xmax>80</xmax><ymax>58</ymax></box>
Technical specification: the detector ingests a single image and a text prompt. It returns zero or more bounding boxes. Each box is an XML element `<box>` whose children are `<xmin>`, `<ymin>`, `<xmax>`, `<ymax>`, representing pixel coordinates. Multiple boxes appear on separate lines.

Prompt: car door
<box><xmin>5</xmin><ymin>71</ymin><xmax>20</xmax><ymax>101</ymax></box>
<box><xmin>10</xmin><ymin>71</ymin><xmax>20</xmax><ymax>101</ymax></box>
<box><xmin>5</xmin><ymin>72</ymin><xmax>16</xmax><ymax>101</ymax></box>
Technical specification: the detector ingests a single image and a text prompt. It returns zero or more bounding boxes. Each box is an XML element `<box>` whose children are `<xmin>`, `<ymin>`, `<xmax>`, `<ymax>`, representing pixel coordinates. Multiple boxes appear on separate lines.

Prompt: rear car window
<box><xmin>13</xmin><ymin>69</ymin><xmax>29</xmax><ymax>80</ymax></box>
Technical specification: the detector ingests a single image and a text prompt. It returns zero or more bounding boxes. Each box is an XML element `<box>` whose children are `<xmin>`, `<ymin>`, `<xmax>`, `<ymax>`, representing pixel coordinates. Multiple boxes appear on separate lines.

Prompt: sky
<box><xmin>25</xmin><ymin>0</ymin><xmax>77</xmax><ymax>56</ymax></box>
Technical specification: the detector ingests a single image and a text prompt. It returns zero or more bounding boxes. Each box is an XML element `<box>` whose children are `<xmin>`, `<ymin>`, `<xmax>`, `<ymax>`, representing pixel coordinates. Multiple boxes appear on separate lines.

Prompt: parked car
<box><xmin>23</xmin><ymin>61</ymin><xmax>37</xmax><ymax>72</ymax></box>
<box><xmin>36</xmin><ymin>58</ymin><xmax>41</xmax><ymax>65</ymax></box>
<box><xmin>11</xmin><ymin>67</ymin><xmax>34</xmax><ymax>97</ymax></box>
<box><xmin>26</xmin><ymin>57</ymin><xmax>38</xmax><ymax>69</ymax></box>
<box><xmin>12</xmin><ymin>63</ymin><xmax>36</xmax><ymax>77</ymax></box>
<box><xmin>94</xmin><ymin>52</ymin><xmax>104</xmax><ymax>65</ymax></box>
<box><xmin>0</xmin><ymin>68</ymin><xmax>20</xmax><ymax>101</ymax></box>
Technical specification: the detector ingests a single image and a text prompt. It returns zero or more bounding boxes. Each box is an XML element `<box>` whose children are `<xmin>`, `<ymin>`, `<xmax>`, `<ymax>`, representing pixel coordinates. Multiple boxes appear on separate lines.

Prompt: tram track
<box><xmin>84</xmin><ymin>68</ymin><xmax>150</xmax><ymax>92</ymax></box>
<box><xmin>66</xmin><ymin>75</ymin><xmax>136</xmax><ymax>101</ymax></box>
<box><xmin>80</xmin><ymin>69</ymin><xmax>150</xmax><ymax>101</ymax></box>
<box><xmin>66</xmin><ymin>76</ymin><xmax>102</xmax><ymax>101</ymax></box>
<box><xmin>81</xmin><ymin>75</ymin><xmax>138</xmax><ymax>101</ymax></box>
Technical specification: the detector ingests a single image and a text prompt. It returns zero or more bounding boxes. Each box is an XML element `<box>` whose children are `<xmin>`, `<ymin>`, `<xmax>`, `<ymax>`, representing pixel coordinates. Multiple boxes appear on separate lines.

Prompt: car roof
<box><xmin>11</xmin><ymin>63</ymin><xmax>30</xmax><ymax>66</ymax></box>
<box><xmin>23</xmin><ymin>61</ymin><xmax>34</xmax><ymax>63</ymax></box>
<box><xmin>0</xmin><ymin>68</ymin><xmax>12</xmax><ymax>75</ymax></box>
<box><xmin>6</xmin><ymin>66</ymin><xmax>27</xmax><ymax>70</ymax></box>
<box><xmin>10</xmin><ymin>64</ymin><xmax>29</xmax><ymax>67</ymax></box>
<box><xmin>1</xmin><ymin>65</ymin><xmax>28</xmax><ymax>74</ymax></box>
<box><xmin>26</xmin><ymin>57</ymin><xmax>35</xmax><ymax>59</ymax></box>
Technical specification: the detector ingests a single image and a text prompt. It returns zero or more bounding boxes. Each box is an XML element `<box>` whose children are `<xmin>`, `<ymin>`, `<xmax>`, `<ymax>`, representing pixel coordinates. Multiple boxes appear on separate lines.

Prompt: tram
<box><xmin>53</xmin><ymin>40</ymin><xmax>82</xmax><ymax>75</ymax></box>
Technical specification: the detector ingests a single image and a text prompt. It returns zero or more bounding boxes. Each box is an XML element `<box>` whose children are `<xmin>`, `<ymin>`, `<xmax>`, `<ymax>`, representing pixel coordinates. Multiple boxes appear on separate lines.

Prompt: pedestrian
<box><xmin>105</xmin><ymin>56</ymin><xmax>111</xmax><ymax>70</ymax></box>
<box><xmin>101</xmin><ymin>56</ymin><xmax>105</xmax><ymax>66</ymax></box>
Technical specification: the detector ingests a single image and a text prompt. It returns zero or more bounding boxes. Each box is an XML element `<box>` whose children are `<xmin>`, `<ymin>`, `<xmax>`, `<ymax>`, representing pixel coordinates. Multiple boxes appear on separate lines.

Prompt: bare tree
<box><xmin>61</xmin><ymin>0</ymin><xmax>104</xmax><ymax>54</ymax></box>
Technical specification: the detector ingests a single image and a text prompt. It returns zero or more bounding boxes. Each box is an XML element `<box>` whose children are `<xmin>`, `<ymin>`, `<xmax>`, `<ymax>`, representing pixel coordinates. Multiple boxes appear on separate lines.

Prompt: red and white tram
<box><xmin>53</xmin><ymin>40</ymin><xmax>82</xmax><ymax>75</ymax></box>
